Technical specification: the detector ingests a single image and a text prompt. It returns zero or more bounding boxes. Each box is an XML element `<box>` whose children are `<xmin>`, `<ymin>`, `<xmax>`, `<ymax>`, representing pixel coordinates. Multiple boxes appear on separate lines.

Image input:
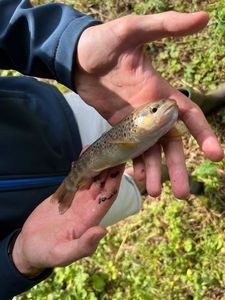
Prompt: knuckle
<box><xmin>114</xmin><ymin>15</ymin><xmax>137</xmax><ymax>39</ymax></box>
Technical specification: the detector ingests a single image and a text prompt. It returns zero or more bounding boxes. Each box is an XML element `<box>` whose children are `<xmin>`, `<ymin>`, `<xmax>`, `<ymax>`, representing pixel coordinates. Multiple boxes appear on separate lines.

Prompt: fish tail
<box><xmin>51</xmin><ymin>181</ymin><xmax>77</xmax><ymax>214</ymax></box>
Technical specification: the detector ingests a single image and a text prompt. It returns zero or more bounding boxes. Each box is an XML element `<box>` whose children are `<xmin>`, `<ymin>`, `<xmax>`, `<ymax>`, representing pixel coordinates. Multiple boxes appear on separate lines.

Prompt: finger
<box><xmin>90</xmin><ymin>169</ymin><xmax>110</xmax><ymax>198</ymax></box>
<box><xmin>88</xmin><ymin>164</ymin><xmax>125</xmax><ymax>199</ymax></box>
<box><xmin>56</xmin><ymin>226</ymin><xmax>107</xmax><ymax>266</ymax></box>
<box><xmin>133</xmin><ymin>156</ymin><xmax>145</xmax><ymax>181</ymax></box>
<box><xmin>73</xmin><ymin>226</ymin><xmax>106</xmax><ymax>259</ymax></box>
<box><xmin>97</xmin><ymin>164</ymin><xmax>125</xmax><ymax>207</ymax></box>
<box><xmin>75</xmin><ymin>165</ymin><xmax>124</xmax><ymax>228</ymax></box>
<box><xmin>90</xmin><ymin>165</ymin><xmax>124</xmax><ymax>197</ymax></box>
<box><xmin>143</xmin><ymin>143</ymin><xmax>162</xmax><ymax>197</ymax></box>
<box><xmin>182</xmin><ymin>106</ymin><xmax>224</xmax><ymax>161</ymax></box>
<box><xmin>172</xmin><ymin>90</ymin><xmax>224</xmax><ymax>162</ymax></box>
<box><xmin>122</xmin><ymin>11</ymin><xmax>209</xmax><ymax>44</ymax></box>
<box><xmin>161</xmin><ymin>136</ymin><xmax>189</xmax><ymax>199</ymax></box>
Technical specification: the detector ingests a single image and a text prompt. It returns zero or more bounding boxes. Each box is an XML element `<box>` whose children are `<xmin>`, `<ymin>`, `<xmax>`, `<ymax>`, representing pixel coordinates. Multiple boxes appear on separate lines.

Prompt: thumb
<box><xmin>119</xmin><ymin>11</ymin><xmax>209</xmax><ymax>44</ymax></box>
<box><xmin>63</xmin><ymin>226</ymin><xmax>107</xmax><ymax>264</ymax></box>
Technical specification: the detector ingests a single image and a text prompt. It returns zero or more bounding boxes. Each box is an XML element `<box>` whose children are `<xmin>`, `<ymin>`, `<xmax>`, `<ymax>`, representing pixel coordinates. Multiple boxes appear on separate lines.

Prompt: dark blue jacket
<box><xmin>0</xmin><ymin>1</ymin><xmax>99</xmax><ymax>298</ymax></box>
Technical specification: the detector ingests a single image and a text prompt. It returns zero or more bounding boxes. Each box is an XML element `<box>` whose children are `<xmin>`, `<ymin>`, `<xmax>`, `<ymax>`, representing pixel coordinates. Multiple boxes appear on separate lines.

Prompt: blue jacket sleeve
<box><xmin>0</xmin><ymin>1</ymin><xmax>99</xmax><ymax>299</ymax></box>
<box><xmin>0</xmin><ymin>231</ymin><xmax>53</xmax><ymax>300</ymax></box>
<box><xmin>0</xmin><ymin>0</ymin><xmax>100</xmax><ymax>90</ymax></box>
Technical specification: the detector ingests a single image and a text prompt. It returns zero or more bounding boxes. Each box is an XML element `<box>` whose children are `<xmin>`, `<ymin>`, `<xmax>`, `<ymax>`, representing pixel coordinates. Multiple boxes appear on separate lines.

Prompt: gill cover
<box><xmin>134</xmin><ymin>110</ymin><xmax>154</xmax><ymax>129</ymax></box>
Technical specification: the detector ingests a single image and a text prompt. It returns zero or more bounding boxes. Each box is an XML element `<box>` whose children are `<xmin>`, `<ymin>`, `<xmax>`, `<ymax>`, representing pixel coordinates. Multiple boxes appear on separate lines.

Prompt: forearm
<box><xmin>0</xmin><ymin>0</ymin><xmax>100</xmax><ymax>89</ymax></box>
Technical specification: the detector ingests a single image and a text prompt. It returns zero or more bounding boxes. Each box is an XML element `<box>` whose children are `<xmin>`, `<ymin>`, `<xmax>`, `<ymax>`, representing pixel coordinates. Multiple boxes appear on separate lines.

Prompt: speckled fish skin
<box><xmin>52</xmin><ymin>99</ymin><xmax>178</xmax><ymax>214</ymax></box>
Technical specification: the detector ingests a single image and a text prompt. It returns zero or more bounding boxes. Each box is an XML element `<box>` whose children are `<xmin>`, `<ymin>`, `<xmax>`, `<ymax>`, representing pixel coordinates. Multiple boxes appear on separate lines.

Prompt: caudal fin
<box><xmin>51</xmin><ymin>181</ymin><xmax>76</xmax><ymax>214</ymax></box>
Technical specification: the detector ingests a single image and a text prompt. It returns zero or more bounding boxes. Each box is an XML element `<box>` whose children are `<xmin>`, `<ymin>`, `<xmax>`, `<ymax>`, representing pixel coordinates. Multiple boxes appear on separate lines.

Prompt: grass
<box><xmin>7</xmin><ymin>0</ymin><xmax>225</xmax><ymax>299</ymax></box>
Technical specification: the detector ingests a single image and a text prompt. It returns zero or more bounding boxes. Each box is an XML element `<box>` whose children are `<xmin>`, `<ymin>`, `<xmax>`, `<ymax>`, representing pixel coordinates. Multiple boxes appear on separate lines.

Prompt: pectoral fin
<box><xmin>174</xmin><ymin>120</ymin><xmax>189</xmax><ymax>136</ymax></box>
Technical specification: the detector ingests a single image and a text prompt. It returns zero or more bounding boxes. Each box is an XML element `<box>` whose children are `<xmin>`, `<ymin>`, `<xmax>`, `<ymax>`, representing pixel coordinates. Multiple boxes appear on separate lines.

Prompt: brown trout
<box><xmin>52</xmin><ymin>99</ymin><xmax>179</xmax><ymax>213</ymax></box>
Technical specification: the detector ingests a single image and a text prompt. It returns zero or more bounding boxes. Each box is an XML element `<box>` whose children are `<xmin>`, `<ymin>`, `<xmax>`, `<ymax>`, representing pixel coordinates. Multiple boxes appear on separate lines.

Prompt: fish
<box><xmin>52</xmin><ymin>99</ymin><xmax>179</xmax><ymax>214</ymax></box>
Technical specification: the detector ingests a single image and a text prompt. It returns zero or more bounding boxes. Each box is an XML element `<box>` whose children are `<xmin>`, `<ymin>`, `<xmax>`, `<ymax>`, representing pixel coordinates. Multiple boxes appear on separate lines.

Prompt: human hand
<box><xmin>74</xmin><ymin>11</ymin><xmax>224</xmax><ymax>198</ymax></box>
<box><xmin>12</xmin><ymin>165</ymin><xmax>124</xmax><ymax>277</ymax></box>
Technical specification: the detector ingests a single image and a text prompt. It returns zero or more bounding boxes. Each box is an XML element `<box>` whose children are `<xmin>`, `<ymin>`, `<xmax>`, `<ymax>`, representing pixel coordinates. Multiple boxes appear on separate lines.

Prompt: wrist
<box><xmin>9</xmin><ymin>232</ymin><xmax>44</xmax><ymax>279</ymax></box>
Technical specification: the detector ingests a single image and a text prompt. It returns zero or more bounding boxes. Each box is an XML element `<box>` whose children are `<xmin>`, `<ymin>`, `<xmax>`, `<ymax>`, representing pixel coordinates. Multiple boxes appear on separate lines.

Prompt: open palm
<box><xmin>12</xmin><ymin>165</ymin><xmax>124</xmax><ymax>277</ymax></box>
<box><xmin>74</xmin><ymin>11</ymin><xmax>223</xmax><ymax>198</ymax></box>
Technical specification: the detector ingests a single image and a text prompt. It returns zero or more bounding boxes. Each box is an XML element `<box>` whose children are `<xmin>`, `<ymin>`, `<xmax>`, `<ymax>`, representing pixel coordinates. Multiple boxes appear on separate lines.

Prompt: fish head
<box><xmin>133</xmin><ymin>99</ymin><xmax>179</xmax><ymax>137</ymax></box>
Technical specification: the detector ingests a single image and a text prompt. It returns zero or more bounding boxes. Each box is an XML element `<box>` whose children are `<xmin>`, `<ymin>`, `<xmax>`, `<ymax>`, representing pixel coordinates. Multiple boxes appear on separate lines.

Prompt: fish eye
<box><xmin>151</xmin><ymin>107</ymin><xmax>158</xmax><ymax>113</ymax></box>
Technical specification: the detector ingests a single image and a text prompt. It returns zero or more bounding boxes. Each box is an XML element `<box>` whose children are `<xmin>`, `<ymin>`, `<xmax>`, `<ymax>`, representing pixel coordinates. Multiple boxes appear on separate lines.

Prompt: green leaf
<box><xmin>91</xmin><ymin>274</ymin><xmax>106</xmax><ymax>293</ymax></box>
<box><xmin>183</xmin><ymin>239</ymin><xmax>193</xmax><ymax>252</ymax></box>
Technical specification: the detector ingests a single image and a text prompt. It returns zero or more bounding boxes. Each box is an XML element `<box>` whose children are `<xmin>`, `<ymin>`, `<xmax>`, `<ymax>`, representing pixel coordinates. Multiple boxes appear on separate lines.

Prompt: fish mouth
<box><xmin>158</xmin><ymin>100</ymin><xmax>178</xmax><ymax>128</ymax></box>
<box><xmin>164</xmin><ymin>100</ymin><xmax>178</xmax><ymax>114</ymax></box>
